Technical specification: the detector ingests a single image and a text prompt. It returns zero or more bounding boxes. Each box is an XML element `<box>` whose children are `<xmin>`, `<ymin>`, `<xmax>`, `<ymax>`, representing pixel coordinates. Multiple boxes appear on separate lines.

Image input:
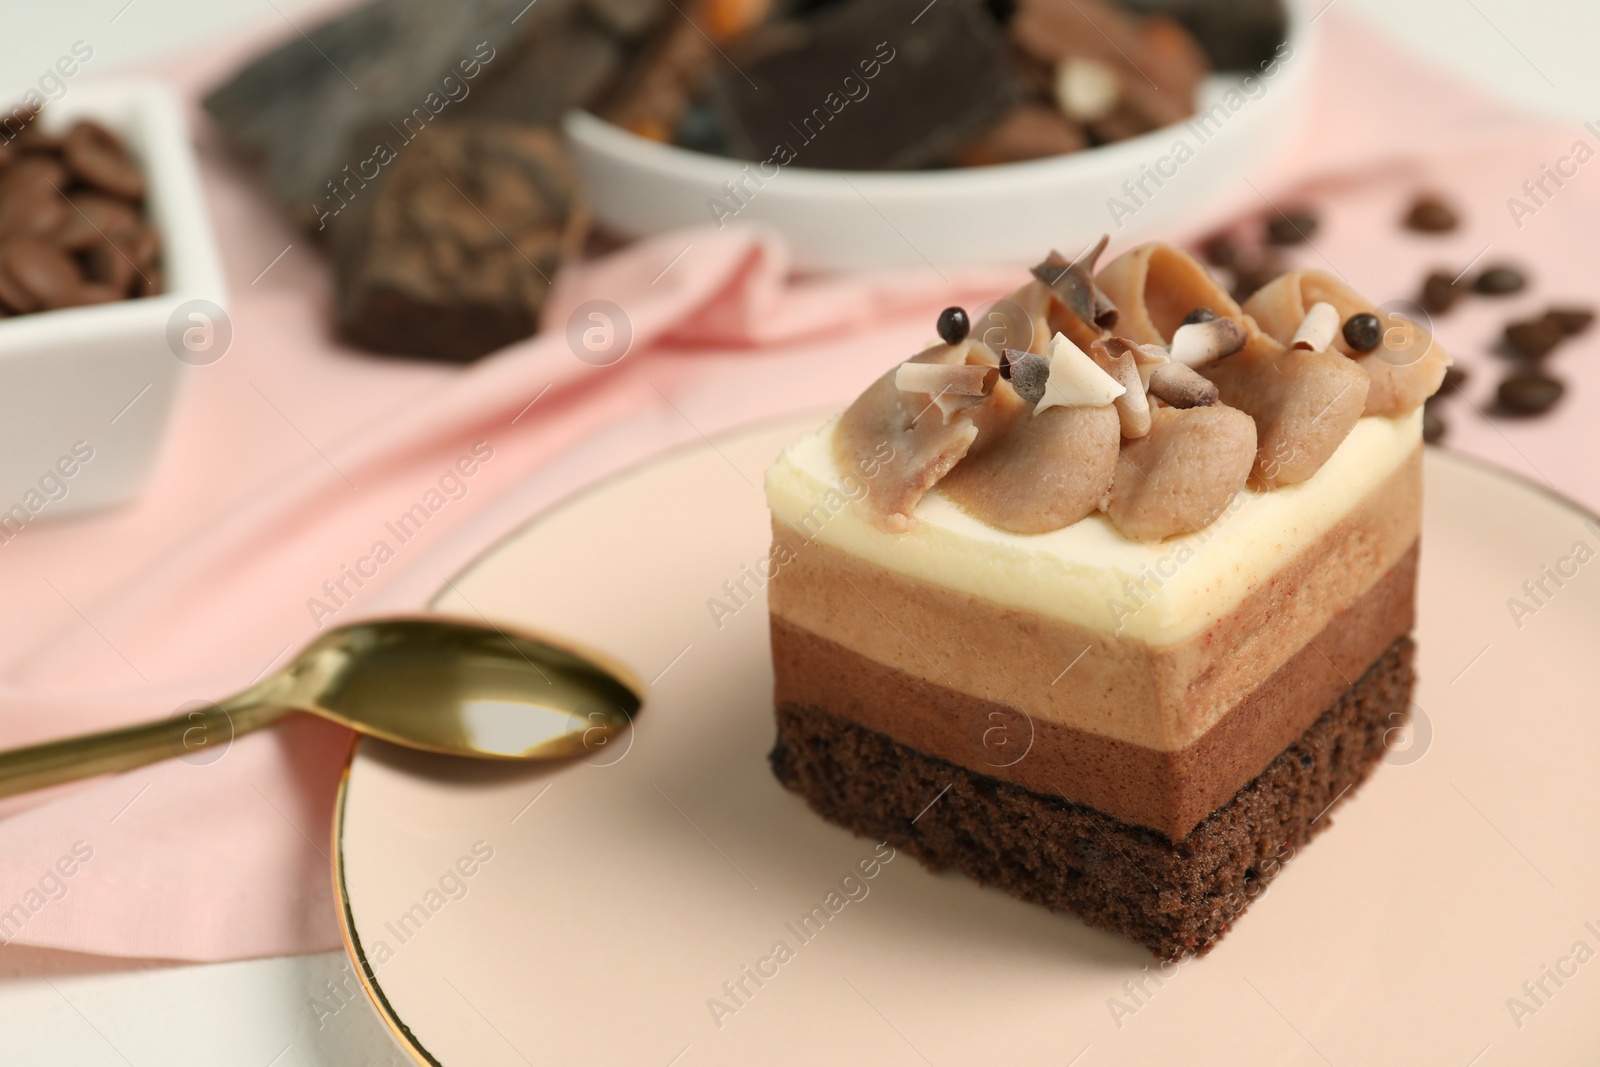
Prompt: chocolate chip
<box><xmin>1504</xmin><ymin>318</ymin><xmax>1564</xmax><ymax>360</ymax></box>
<box><xmin>1266</xmin><ymin>209</ymin><xmax>1318</xmax><ymax>246</ymax></box>
<box><xmin>1181</xmin><ymin>306</ymin><xmax>1216</xmax><ymax>326</ymax></box>
<box><xmin>1440</xmin><ymin>365</ymin><xmax>1468</xmax><ymax>394</ymax></box>
<box><xmin>1496</xmin><ymin>370</ymin><xmax>1564</xmax><ymax>415</ymax></box>
<box><xmin>62</xmin><ymin>121</ymin><xmax>146</xmax><ymax>201</ymax></box>
<box><xmin>1545</xmin><ymin>306</ymin><xmax>1594</xmax><ymax>336</ymax></box>
<box><xmin>1342</xmin><ymin>312</ymin><xmax>1381</xmax><ymax>352</ymax></box>
<box><xmin>1200</xmin><ymin>234</ymin><xmax>1237</xmax><ymax>269</ymax></box>
<box><xmin>1404</xmin><ymin>193</ymin><xmax>1458</xmax><ymax>233</ymax></box>
<box><xmin>1419</xmin><ymin>270</ymin><xmax>1461</xmax><ymax>314</ymax></box>
<box><xmin>1473</xmin><ymin>265</ymin><xmax>1526</xmax><ymax>296</ymax></box>
<box><xmin>1422</xmin><ymin>399</ymin><xmax>1446</xmax><ymax>443</ymax></box>
<box><xmin>937</xmin><ymin>306</ymin><xmax>970</xmax><ymax>345</ymax></box>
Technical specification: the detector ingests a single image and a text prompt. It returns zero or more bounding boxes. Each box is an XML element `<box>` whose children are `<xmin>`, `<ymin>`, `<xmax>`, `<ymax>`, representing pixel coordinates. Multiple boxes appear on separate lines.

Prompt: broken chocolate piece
<box><xmin>331</xmin><ymin>121</ymin><xmax>585</xmax><ymax>362</ymax></box>
<box><xmin>1031</xmin><ymin>235</ymin><xmax>1118</xmax><ymax>330</ymax></box>
<box><xmin>710</xmin><ymin>0</ymin><xmax>1020</xmax><ymax>171</ymax></box>
<box><xmin>999</xmin><ymin>348</ymin><xmax>1051</xmax><ymax>404</ymax></box>
<box><xmin>1035</xmin><ymin>332</ymin><xmax>1125</xmax><ymax>414</ymax></box>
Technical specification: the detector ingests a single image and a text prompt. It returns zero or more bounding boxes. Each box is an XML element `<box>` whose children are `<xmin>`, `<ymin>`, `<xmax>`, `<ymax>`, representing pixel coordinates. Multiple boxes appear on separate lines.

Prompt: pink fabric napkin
<box><xmin>0</xmin><ymin>9</ymin><xmax>1595</xmax><ymax>962</ymax></box>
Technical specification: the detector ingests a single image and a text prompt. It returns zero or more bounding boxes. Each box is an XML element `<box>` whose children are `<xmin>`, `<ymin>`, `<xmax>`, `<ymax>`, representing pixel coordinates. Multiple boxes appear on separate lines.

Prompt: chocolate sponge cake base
<box><xmin>770</xmin><ymin>637</ymin><xmax>1415</xmax><ymax>960</ymax></box>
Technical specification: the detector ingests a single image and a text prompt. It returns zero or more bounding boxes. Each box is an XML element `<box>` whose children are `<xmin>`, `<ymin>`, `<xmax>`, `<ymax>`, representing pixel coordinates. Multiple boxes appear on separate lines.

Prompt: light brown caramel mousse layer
<box><xmin>768</xmin><ymin>448</ymin><xmax>1420</xmax><ymax>840</ymax></box>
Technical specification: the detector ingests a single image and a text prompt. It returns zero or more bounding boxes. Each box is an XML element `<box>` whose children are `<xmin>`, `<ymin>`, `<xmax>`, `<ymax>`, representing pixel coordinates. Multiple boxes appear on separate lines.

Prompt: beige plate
<box><xmin>336</xmin><ymin>414</ymin><xmax>1600</xmax><ymax>1065</ymax></box>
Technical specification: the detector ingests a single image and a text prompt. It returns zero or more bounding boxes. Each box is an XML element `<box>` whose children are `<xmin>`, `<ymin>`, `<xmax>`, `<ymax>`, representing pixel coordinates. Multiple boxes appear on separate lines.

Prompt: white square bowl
<box><xmin>0</xmin><ymin>79</ymin><xmax>225</xmax><ymax>528</ymax></box>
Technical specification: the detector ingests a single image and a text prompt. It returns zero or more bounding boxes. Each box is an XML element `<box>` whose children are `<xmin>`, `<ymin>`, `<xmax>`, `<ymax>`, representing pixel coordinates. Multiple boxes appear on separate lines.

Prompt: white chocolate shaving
<box><xmin>1169</xmin><ymin>318</ymin><xmax>1248</xmax><ymax>368</ymax></box>
<box><xmin>894</xmin><ymin>362</ymin><xmax>996</xmax><ymax>397</ymax></box>
<box><xmin>1035</xmin><ymin>332</ymin><xmax>1125</xmax><ymax>415</ymax></box>
<box><xmin>1289</xmin><ymin>301</ymin><xmax>1340</xmax><ymax>351</ymax></box>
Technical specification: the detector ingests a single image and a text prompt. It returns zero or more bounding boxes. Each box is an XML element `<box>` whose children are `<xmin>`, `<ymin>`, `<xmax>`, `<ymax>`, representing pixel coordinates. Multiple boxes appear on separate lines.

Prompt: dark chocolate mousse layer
<box><xmin>770</xmin><ymin>637</ymin><xmax>1415</xmax><ymax>960</ymax></box>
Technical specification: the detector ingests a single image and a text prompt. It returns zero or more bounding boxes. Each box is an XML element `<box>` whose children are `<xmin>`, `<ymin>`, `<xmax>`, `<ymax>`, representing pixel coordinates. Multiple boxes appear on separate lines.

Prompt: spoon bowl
<box><xmin>0</xmin><ymin>616</ymin><xmax>642</xmax><ymax>799</ymax></box>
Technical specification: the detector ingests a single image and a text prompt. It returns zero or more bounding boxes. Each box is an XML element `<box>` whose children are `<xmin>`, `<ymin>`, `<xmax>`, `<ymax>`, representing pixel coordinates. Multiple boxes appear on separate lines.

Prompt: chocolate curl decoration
<box><xmin>1030</xmin><ymin>234</ymin><xmax>1120</xmax><ymax>329</ymax></box>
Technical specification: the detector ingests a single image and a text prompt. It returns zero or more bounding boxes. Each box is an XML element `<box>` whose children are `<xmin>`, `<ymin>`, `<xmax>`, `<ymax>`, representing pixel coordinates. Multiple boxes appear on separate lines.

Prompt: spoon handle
<box><xmin>0</xmin><ymin>699</ymin><xmax>288</xmax><ymax>799</ymax></box>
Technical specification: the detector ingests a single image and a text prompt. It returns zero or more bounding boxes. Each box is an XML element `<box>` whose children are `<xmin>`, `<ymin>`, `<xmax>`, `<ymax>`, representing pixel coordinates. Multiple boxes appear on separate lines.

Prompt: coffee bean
<box><xmin>1422</xmin><ymin>399</ymin><xmax>1446</xmax><ymax>443</ymax></box>
<box><xmin>1</xmin><ymin>237</ymin><xmax>84</xmax><ymax>310</ymax></box>
<box><xmin>1266</xmin><ymin>209</ymin><xmax>1318</xmax><ymax>246</ymax></box>
<box><xmin>1419</xmin><ymin>271</ymin><xmax>1461</xmax><ymax>314</ymax></box>
<box><xmin>1342</xmin><ymin>312</ymin><xmax>1382</xmax><ymax>352</ymax></box>
<box><xmin>1200</xmin><ymin>234</ymin><xmax>1237</xmax><ymax>269</ymax></box>
<box><xmin>1182</xmin><ymin>306</ymin><xmax>1216</xmax><ymax>326</ymax></box>
<box><xmin>63</xmin><ymin>121</ymin><xmax>146</xmax><ymax>201</ymax></box>
<box><xmin>1440</xmin><ymin>365</ymin><xmax>1468</xmax><ymax>393</ymax></box>
<box><xmin>1504</xmin><ymin>318</ymin><xmax>1565</xmax><ymax>360</ymax></box>
<box><xmin>1473</xmin><ymin>265</ymin><xmax>1526</xmax><ymax>296</ymax></box>
<box><xmin>1230</xmin><ymin>251</ymin><xmax>1285</xmax><ymax>302</ymax></box>
<box><xmin>1545</xmin><ymin>306</ymin><xmax>1594</xmax><ymax>336</ymax></box>
<box><xmin>1404</xmin><ymin>193</ymin><xmax>1458</xmax><ymax>233</ymax></box>
<box><xmin>1497</xmin><ymin>370</ymin><xmax>1564</xmax><ymax>415</ymax></box>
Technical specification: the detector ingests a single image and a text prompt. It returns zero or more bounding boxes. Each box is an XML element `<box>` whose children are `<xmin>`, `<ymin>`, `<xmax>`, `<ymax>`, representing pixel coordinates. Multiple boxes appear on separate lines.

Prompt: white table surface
<box><xmin>0</xmin><ymin>0</ymin><xmax>1587</xmax><ymax>1063</ymax></box>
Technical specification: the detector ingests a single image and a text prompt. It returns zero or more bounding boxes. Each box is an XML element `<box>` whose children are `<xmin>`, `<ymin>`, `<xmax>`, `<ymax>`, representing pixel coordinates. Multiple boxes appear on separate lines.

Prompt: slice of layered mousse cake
<box><xmin>764</xmin><ymin>238</ymin><xmax>1447</xmax><ymax>959</ymax></box>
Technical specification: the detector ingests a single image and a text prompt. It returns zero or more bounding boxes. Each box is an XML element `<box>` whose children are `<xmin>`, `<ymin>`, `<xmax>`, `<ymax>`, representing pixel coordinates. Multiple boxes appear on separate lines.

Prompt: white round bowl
<box><xmin>564</xmin><ymin>0</ymin><xmax>1316</xmax><ymax>271</ymax></box>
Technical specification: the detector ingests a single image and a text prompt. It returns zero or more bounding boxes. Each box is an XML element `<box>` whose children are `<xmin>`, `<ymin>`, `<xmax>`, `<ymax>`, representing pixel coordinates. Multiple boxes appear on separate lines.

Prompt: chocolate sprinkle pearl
<box><xmin>1342</xmin><ymin>312</ymin><xmax>1381</xmax><ymax>352</ymax></box>
<box><xmin>1182</xmin><ymin>306</ymin><xmax>1216</xmax><ymax>326</ymax></box>
<box><xmin>936</xmin><ymin>306</ymin><xmax>970</xmax><ymax>345</ymax></box>
<box><xmin>1422</xmin><ymin>399</ymin><xmax>1446</xmax><ymax>443</ymax></box>
<box><xmin>1473</xmin><ymin>265</ymin><xmax>1526</xmax><ymax>296</ymax></box>
<box><xmin>1504</xmin><ymin>318</ymin><xmax>1565</xmax><ymax>360</ymax></box>
<box><xmin>1404</xmin><ymin>193</ymin><xmax>1459</xmax><ymax>233</ymax></box>
<box><xmin>1497</xmin><ymin>370</ymin><xmax>1564</xmax><ymax>415</ymax></box>
<box><xmin>1546</xmin><ymin>306</ymin><xmax>1595</xmax><ymax>336</ymax></box>
<box><xmin>1266</xmin><ymin>209</ymin><xmax>1318</xmax><ymax>246</ymax></box>
<box><xmin>1419</xmin><ymin>270</ymin><xmax>1461</xmax><ymax>314</ymax></box>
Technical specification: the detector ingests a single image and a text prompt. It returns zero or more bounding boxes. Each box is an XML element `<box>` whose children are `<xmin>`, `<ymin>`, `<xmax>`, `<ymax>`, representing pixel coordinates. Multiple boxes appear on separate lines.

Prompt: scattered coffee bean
<box><xmin>1497</xmin><ymin>370</ymin><xmax>1564</xmax><ymax>415</ymax></box>
<box><xmin>1503</xmin><ymin>317</ymin><xmax>1565</xmax><ymax>360</ymax></box>
<box><xmin>1181</xmin><ymin>306</ymin><xmax>1216</xmax><ymax>326</ymax></box>
<box><xmin>1419</xmin><ymin>270</ymin><xmax>1462</xmax><ymax>314</ymax></box>
<box><xmin>1230</xmin><ymin>250</ymin><xmax>1285</xmax><ymax>302</ymax></box>
<box><xmin>1422</xmin><ymin>399</ymin><xmax>1446</xmax><ymax>443</ymax></box>
<box><xmin>1404</xmin><ymin>193</ymin><xmax>1459</xmax><ymax>233</ymax></box>
<box><xmin>1473</xmin><ymin>265</ymin><xmax>1526</xmax><ymax>296</ymax></box>
<box><xmin>1266</xmin><ymin>209</ymin><xmax>1318</xmax><ymax>246</ymax></box>
<box><xmin>1342</xmin><ymin>312</ymin><xmax>1382</xmax><ymax>352</ymax></box>
<box><xmin>1440</xmin><ymin>365</ymin><xmax>1467</xmax><ymax>394</ymax></box>
<box><xmin>1545</xmin><ymin>306</ymin><xmax>1595</xmax><ymax>336</ymax></box>
<box><xmin>1200</xmin><ymin>233</ymin><xmax>1238</xmax><ymax>269</ymax></box>
<box><xmin>936</xmin><ymin>305</ymin><xmax>970</xmax><ymax>345</ymax></box>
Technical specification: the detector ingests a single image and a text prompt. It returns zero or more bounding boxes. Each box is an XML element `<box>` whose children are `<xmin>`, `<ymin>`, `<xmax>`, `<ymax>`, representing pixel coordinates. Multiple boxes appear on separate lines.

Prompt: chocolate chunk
<box><xmin>1418</xmin><ymin>270</ymin><xmax>1461</xmax><ymax>314</ymax></box>
<box><xmin>1182</xmin><ymin>306</ymin><xmax>1216</xmax><ymax>326</ymax></box>
<box><xmin>1545</xmin><ymin>306</ymin><xmax>1594</xmax><ymax>336</ymax></box>
<box><xmin>1265</xmin><ymin>209</ymin><xmax>1317</xmax><ymax>246</ymax></box>
<box><xmin>1341</xmin><ymin>312</ymin><xmax>1382</xmax><ymax>352</ymax></box>
<box><xmin>62</xmin><ymin>121</ymin><xmax>147</xmax><ymax>201</ymax></box>
<box><xmin>949</xmin><ymin>105</ymin><xmax>1087</xmax><ymax>166</ymax></box>
<box><xmin>1440</xmin><ymin>365</ymin><xmax>1467</xmax><ymax>394</ymax></box>
<box><xmin>1422</xmin><ymin>398</ymin><xmax>1446</xmax><ymax>443</ymax></box>
<box><xmin>1473</xmin><ymin>265</ymin><xmax>1526</xmax><ymax>296</ymax></box>
<box><xmin>204</xmin><ymin>0</ymin><xmax>624</xmax><ymax>229</ymax></box>
<box><xmin>937</xmin><ymin>306</ymin><xmax>970</xmax><ymax>345</ymax></box>
<box><xmin>1403</xmin><ymin>193</ymin><xmax>1458</xmax><ymax>233</ymax></box>
<box><xmin>1504</xmin><ymin>317</ymin><xmax>1564</xmax><ymax>360</ymax></box>
<box><xmin>330</xmin><ymin>121</ymin><xmax>584</xmax><ymax>362</ymax></box>
<box><xmin>1496</xmin><ymin>370</ymin><xmax>1563</xmax><ymax>415</ymax></box>
<box><xmin>709</xmin><ymin>0</ymin><xmax>1020</xmax><ymax>170</ymax></box>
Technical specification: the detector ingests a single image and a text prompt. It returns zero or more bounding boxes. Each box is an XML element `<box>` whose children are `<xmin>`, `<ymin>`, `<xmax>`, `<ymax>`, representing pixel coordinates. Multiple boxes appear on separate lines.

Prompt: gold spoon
<box><xmin>0</xmin><ymin>617</ymin><xmax>641</xmax><ymax>799</ymax></box>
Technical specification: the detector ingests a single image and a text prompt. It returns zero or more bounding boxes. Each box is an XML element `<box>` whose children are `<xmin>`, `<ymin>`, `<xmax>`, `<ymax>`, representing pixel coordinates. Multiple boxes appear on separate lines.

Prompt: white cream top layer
<box><xmin>765</xmin><ymin>409</ymin><xmax>1422</xmax><ymax>646</ymax></box>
